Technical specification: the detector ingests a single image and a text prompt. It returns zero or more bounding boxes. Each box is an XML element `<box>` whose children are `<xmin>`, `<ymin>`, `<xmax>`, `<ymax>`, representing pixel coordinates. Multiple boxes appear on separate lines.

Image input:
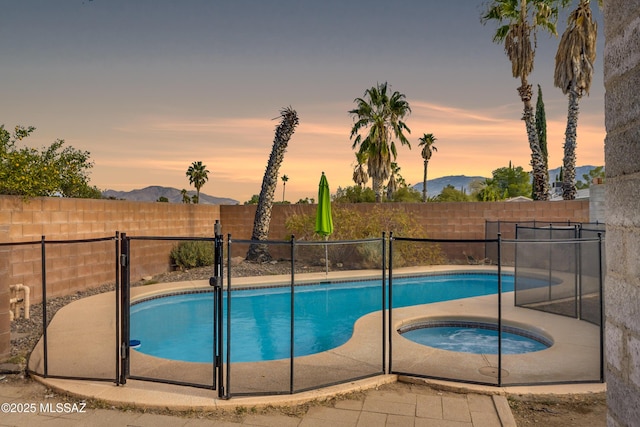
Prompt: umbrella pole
<box><xmin>324</xmin><ymin>235</ymin><xmax>329</xmax><ymax>276</ymax></box>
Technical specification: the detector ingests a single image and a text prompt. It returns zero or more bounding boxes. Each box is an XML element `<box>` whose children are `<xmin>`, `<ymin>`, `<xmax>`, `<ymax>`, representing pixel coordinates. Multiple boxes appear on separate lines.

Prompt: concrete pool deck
<box><xmin>26</xmin><ymin>266</ymin><xmax>605</xmax><ymax>425</ymax></box>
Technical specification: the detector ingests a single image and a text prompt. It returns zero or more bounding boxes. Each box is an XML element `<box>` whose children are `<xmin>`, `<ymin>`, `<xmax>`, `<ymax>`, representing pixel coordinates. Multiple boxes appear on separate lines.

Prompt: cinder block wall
<box><xmin>603</xmin><ymin>2</ymin><xmax>640</xmax><ymax>425</ymax></box>
<box><xmin>0</xmin><ymin>196</ymin><xmax>220</xmax><ymax>304</ymax></box>
<box><xmin>219</xmin><ymin>201</ymin><xmax>590</xmax><ymax>241</ymax></box>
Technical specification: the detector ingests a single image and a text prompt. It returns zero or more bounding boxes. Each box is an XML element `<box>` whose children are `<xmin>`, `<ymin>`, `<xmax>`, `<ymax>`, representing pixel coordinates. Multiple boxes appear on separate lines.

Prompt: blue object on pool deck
<box><xmin>129</xmin><ymin>339</ymin><xmax>141</xmax><ymax>349</ymax></box>
<box><xmin>130</xmin><ymin>273</ymin><xmax>517</xmax><ymax>363</ymax></box>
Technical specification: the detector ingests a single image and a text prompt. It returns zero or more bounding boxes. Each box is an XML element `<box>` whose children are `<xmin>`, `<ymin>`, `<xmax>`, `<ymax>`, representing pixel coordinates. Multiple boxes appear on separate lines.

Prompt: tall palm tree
<box><xmin>349</xmin><ymin>82</ymin><xmax>412</xmax><ymax>203</ymax></box>
<box><xmin>482</xmin><ymin>0</ymin><xmax>567</xmax><ymax>201</ymax></box>
<box><xmin>554</xmin><ymin>0</ymin><xmax>597</xmax><ymax>200</ymax></box>
<box><xmin>281</xmin><ymin>174</ymin><xmax>289</xmax><ymax>202</ymax></box>
<box><xmin>418</xmin><ymin>133</ymin><xmax>438</xmax><ymax>202</ymax></box>
<box><xmin>247</xmin><ymin>107</ymin><xmax>299</xmax><ymax>262</ymax></box>
<box><xmin>352</xmin><ymin>151</ymin><xmax>369</xmax><ymax>187</ymax></box>
<box><xmin>185</xmin><ymin>161</ymin><xmax>209</xmax><ymax>204</ymax></box>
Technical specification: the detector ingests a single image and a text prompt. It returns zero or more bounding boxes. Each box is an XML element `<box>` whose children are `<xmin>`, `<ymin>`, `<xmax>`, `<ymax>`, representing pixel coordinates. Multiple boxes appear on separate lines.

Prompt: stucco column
<box><xmin>603</xmin><ymin>2</ymin><xmax>640</xmax><ymax>426</ymax></box>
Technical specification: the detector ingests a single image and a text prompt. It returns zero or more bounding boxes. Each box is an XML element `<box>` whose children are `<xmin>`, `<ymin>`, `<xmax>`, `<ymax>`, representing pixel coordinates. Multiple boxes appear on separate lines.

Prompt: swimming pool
<box><xmin>130</xmin><ymin>273</ymin><xmax>516</xmax><ymax>363</ymax></box>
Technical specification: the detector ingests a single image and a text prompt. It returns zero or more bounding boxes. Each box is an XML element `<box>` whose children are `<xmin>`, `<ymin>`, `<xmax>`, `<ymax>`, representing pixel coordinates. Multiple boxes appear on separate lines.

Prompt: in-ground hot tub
<box><xmin>398</xmin><ymin>317</ymin><xmax>554</xmax><ymax>355</ymax></box>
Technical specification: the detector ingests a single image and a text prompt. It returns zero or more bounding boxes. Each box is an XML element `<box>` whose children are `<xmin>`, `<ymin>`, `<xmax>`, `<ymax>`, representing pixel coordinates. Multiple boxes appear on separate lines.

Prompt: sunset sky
<box><xmin>1</xmin><ymin>1</ymin><xmax>605</xmax><ymax>203</ymax></box>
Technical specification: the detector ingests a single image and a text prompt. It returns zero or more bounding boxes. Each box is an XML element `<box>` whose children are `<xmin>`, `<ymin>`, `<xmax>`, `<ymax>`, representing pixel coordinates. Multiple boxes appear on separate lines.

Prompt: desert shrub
<box><xmin>170</xmin><ymin>241</ymin><xmax>214</xmax><ymax>269</ymax></box>
<box><xmin>285</xmin><ymin>206</ymin><xmax>444</xmax><ymax>267</ymax></box>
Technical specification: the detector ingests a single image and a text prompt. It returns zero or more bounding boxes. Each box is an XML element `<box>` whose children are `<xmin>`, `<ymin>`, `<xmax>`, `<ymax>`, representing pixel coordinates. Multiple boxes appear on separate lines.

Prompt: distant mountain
<box><xmin>548</xmin><ymin>165</ymin><xmax>600</xmax><ymax>184</ymax></box>
<box><xmin>413</xmin><ymin>165</ymin><xmax>603</xmax><ymax>197</ymax></box>
<box><xmin>413</xmin><ymin>175</ymin><xmax>486</xmax><ymax>197</ymax></box>
<box><xmin>102</xmin><ymin>186</ymin><xmax>239</xmax><ymax>205</ymax></box>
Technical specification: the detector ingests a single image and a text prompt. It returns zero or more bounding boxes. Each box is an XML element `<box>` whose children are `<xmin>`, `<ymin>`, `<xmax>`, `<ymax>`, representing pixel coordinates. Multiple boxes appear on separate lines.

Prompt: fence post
<box><xmin>213</xmin><ymin>221</ymin><xmax>224</xmax><ymax>396</ymax></box>
<box><xmin>381</xmin><ymin>232</ymin><xmax>386</xmax><ymax>374</ymax></box>
<box><xmin>115</xmin><ymin>231</ymin><xmax>120</xmax><ymax>385</ymax></box>
<box><xmin>497</xmin><ymin>233</ymin><xmax>502</xmax><ymax>386</ymax></box>
<box><xmin>388</xmin><ymin>232</ymin><xmax>393</xmax><ymax>374</ymax></box>
<box><xmin>289</xmin><ymin>235</ymin><xmax>295</xmax><ymax>394</ymax></box>
<box><xmin>41</xmin><ymin>236</ymin><xmax>48</xmax><ymax>377</ymax></box>
<box><xmin>119</xmin><ymin>233</ymin><xmax>130</xmax><ymax>385</ymax></box>
<box><xmin>224</xmin><ymin>233</ymin><xmax>232</xmax><ymax>399</ymax></box>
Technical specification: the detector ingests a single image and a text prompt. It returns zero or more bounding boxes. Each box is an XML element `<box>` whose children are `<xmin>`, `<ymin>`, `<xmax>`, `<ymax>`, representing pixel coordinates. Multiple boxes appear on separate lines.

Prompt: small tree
<box><xmin>0</xmin><ymin>125</ymin><xmax>101</xmax><ymax>198</ymax></box>
<box><xmin>437</xmin><ymin>185</ymin><xmax>471</xmax><ymax>202</ymax></box>
<box><xmin>181</xmin><ymin>189</ymin><xmax>191</xmax><ymax>204</ymax></box>
<box><xmin>576</xmin><ymin>166</ymin><xmax>605</xmax><ymax>189</ymax></box>
<box><xmin>475</xmin><ymin>162</ymin><xmax>532</xmax><ymax>201</ymax></box>
<box><xmin>333</xmin><ymin>186</ymin><xmax>376</xmax><ymax>203</ymax></box>
<box><xmin>244</xmin><ymin>194</ymin><xmax>259</xmax><ymax>205</ymax></box>
<box><xmin>535</xmin><ymin>85</ymin><xmax>549</xmax><ymax>199</ymax></box>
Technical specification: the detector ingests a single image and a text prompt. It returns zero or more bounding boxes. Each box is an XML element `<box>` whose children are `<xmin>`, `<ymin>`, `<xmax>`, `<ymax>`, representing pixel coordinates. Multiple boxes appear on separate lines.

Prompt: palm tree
<box><xmin>185</xmin><ymin>161</ymin><xmax>209</xmax><ymax>204</ymax></box>
<box><xmin>281</xmin><ymin>174</ymin><xmax>289</xmax><ymax>202</ymax></box>
<box><xmin>352</xmin><ymin>151</ymin><xmax>369</xmax><ymax>187</ymax></box>
<box><xmin>349</xmin><ymin>82</ymin><xmax>412</xmax><ymax>202</ymax></box>
<box><xmin>247</xmin><ymin>107</ymin><xmax>299</xmax><ymax>262</ymax></box>
<box><xmin>418</xmin><ymin>133</ymin><xmax>438</xmax><ymax>202</ymax></box>
<box><xmin>554</xmin><ymin>0</ymin><xmax>597</xmax><ymax>200</ymax></box>
<box><xmin>386</xmin><ymin>162</ymin><xmax>400</xmax><ymax>200</ymax></box>
<box><xmin>482</xmin><ymin>0</ymin><xmax>567</xmax><ymax>201</ymax></box>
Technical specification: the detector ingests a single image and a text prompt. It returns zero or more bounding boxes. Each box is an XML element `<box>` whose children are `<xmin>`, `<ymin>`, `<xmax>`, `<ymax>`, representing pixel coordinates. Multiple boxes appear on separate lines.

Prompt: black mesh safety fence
<box><xmin>500</xmin><ymin>234</ymin><xmax>604</xmax><ymax>385</ymax></box>
<box><xmin>12</xmin><ymin>224</ymin><xmax>605</xmax><ymax>395</ymax></box>
<box><xmin>484</xmin><ymin>220</ymin><xmax>605</xmax><ymax>268</ymax></box>
<box><xmin>389</xmin><ymin>234</ymin><xmax>604</xmax><ymax>386</ymax></box>
<box><xmin>224</xmin><ymin>236</ymin><xmax>385</xmax><ymax>397</ymax></box>
<box><xmin>388</xmin><ymin>237</ymin><xmax>502</xmax><ymax>386</ymax></box>
<box><xmin>579</xmin><ymin>226</ymin><xmax>606</xmax><ymax>326</ymax></box>
<box><xmin>224</xmin><ymin>238</ymin><xmax>294</xmax><ymax>396</ymax></box>
<box><xmin>512</xmin><ymin>225</ymin><xmax>604</xmax><ymax>326</ymax></box>
<box><xmin>18</xmin><ymin>235</ymin><xmax>120</xmax><ymax>382</ymax></box>
<box><xmin>125</xmin><ymin>236</ymin><xmax>219</xmax><ymax>390</ymax></box>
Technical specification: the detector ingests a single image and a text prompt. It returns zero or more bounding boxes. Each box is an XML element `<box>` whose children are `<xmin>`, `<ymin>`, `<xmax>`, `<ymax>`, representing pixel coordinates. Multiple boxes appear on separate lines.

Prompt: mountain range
<box><xmin>412</xmin><ymin>165</ymin><xmax>601</xmax><ymax>196</ymax></box>
<box><xmin>102</xmin><ymin>186</ymin><xmax>239</xmax><ymax>205</ymax></box>
<box><xmin>103</xmin><ymin>166</ymin><xmax>601</xmax><ymax>203</ymax></box>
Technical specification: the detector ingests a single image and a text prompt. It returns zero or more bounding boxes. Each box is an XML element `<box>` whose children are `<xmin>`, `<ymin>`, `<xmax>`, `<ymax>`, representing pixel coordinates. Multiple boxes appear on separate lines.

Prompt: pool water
<box><xmin>130</xmin><ymin>273</ymin><xmax>516</xmax><ymax>363</ymax></box>
<box><xmin>400</xmin><ymin>324</ymin><xmax>550</xmax><ymax>354</ymax></box>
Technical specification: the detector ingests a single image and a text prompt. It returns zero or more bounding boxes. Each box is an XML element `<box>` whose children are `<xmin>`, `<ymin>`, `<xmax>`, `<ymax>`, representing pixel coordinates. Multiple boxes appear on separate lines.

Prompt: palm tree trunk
<box><xmin>562</xmin><ymin>91</ymin><xmax>580</xmax><ymax>200</ymax></box>
<box><xmin>519</xmin><ymin>81</ymin><xmax>549</xmax><ymax>201</ymax></box>
<box><xmin>372</xmin><ymin>177</ymin><xmax>383</xmax><ymax>203</ymax></box>
<box><xmin>422</xmin><ymin>159</ymin><xmax>428</xmax><ymax>202</ymax></box>
<box><xmin>247</xmin><ymin>108</ymin><xmax>299</xmax><ymax>262</ymax></box>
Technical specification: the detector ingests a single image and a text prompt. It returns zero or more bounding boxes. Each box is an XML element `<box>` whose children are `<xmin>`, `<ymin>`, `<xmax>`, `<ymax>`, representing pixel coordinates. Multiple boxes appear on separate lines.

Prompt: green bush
<box><xmin>170</xmin><ymin>241</ymin><xmax>214</xmax><ymax>270</ymax></box>
<box><xmin>285</xmin><ymin>206</ymin><xmax>444</xmax><ymax>267</ymax></box>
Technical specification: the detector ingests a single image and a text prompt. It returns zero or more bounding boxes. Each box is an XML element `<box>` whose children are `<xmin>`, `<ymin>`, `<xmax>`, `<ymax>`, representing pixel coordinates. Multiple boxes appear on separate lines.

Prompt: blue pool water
<box><xmin>130</xmin><ymin>273</ymin><xmax>516</xmax><ymax>363</ymax></box>
<box><xmin>400</xmin><ymin>324</ymin><xmax>550</xmax><ymax>354</ymax></box>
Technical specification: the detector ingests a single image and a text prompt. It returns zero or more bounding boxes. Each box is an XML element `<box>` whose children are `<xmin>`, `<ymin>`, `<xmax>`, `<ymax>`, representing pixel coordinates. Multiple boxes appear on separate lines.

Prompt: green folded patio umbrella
<box><xmin>315</xmin><ymin>172</ymin><xmax>333</xmax><ymax>275</ymax></box>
